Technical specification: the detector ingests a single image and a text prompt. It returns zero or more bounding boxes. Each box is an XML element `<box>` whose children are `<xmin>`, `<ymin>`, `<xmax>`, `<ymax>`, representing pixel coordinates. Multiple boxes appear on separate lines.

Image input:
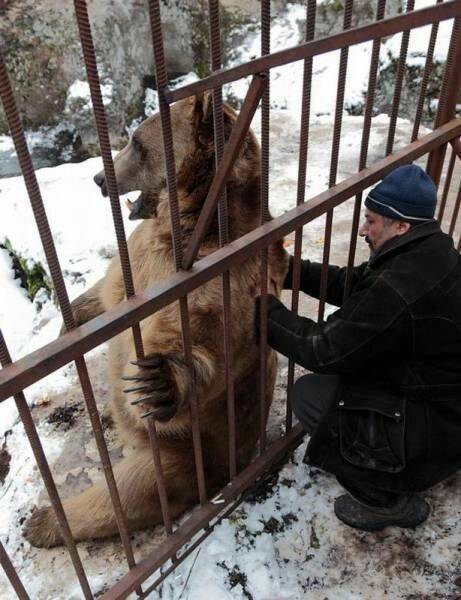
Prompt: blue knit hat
<box><xmin>365</xmin><ymin>165</ymin><xmax>437</xmax><ymax>223</ymax></box>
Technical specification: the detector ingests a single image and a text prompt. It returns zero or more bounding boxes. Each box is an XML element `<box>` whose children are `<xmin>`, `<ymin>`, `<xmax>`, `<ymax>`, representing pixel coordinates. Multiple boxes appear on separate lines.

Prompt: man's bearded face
<box><xmin>359</xmin><ymin>209</ymin><xmax>401</xmax><ymax>253</ymax></box>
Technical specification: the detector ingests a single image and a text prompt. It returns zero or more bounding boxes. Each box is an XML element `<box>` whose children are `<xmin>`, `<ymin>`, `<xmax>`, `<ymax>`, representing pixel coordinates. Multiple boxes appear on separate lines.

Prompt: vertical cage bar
<box><xmin>0</xmin><ymin>49</ymin><xmax>73</xmax><ymax>329</ymax></box>
<box><xmin>386</xmin><ymin>0</ymin><xmax>415</xmax><ymax>156</ymax></box>
<box><xmin>0</xmin><ymin>332</ymin><xmax>93</xmax><ymax>600</ymax></box>
<box><xmin>146</xmin><ymin>425</ymin><xmax>173</xmax><ymax>535</ymax></box>
<box><xmin>208</xmin><ymin>0</ymin><xmax>237</xmax><ymax>480</ymax></box>
<box><xmin>318</xmin><ymin>0</ymin><xmax>354</xmax><ymax>321</ymax></box>
<box><xmin>0</xmin><ymin>540</ymin><xmax>30</xmax><ymax>600</ymax></box>
<box><xmin>438</xmin><ymin>147</ymin><xmax>456</xmax><ymax>223</ymax></box>
<box><xmin>344</xmin><ymin>0</ymin><xmax>386</xmax><ymax>299</ymax></box>
<box><xmin>73</xmin><ymin>0</ymin><xmax>144</xmax><ymax>357</ymax></box>
<box><xmin>427</xmin><ymin>17</ymin><xmax>461</xmax><ymax>187</ymax></box>
<box><xmin>448</xmin><ymin>178</ymin><xmax>461</xmax><ymax>237</ymax></box>
<box><xmin>411</xmin><ymin>0</ymin><xmax>442</xmax><ymax>142</ymax></box>
<box><xmin>258</xmin><ymin>0</ymin><xmax>270</xmax><ymax>455</ymax></box>
<box><xmin>0</xmin><ymin>46</ymin><xmax>141</xmax><ymax>582</ymax></box>
<box><xmin>147</xmin><ymin>0</ymin><xmax>207</xmax><ymax>504</ymax></box>
<box><xmin>73</xmin><ymin>0</ymin><xmax>178</xmax><ymax>546</ymax></box>
<box><xmin>286</xmin><ymin>0</ymin><xmax>317</xmax><ymax>434</ymax></box>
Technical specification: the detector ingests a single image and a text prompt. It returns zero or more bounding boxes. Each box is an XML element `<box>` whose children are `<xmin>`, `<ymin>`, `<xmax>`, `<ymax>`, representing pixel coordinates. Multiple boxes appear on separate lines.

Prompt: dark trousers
<box><xmin>291</xmin><ymin>373</ymin><xmax>405</xmax><ymax>508</ymax></box>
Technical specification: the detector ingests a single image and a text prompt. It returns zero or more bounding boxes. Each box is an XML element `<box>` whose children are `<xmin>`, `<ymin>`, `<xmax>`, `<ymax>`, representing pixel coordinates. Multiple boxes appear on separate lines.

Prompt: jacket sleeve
<box><xmin>266</xmin><ymin>278</ymin><xmax>409</xmax><ymax>374</ymax></box>
<box><xmin>283</xmin><ymin>254</ymin><xmax>369</xmax><ymax>307</ymax></box>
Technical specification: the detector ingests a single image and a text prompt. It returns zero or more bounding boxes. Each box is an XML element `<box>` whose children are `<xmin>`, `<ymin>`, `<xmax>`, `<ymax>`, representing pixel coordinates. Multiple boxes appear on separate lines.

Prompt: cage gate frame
<box><xmin>1</xmin><ymin>0</ymin><xmax>461</xmax><ymax>598</ymax></box>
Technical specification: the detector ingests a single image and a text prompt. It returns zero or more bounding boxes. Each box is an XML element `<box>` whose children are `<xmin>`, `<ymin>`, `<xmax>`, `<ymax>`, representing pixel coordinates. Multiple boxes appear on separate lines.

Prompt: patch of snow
<box><xmin>66</xmin><ymin>79</ymin><xmax>114</xmax><ymax>111</ymax></box>
<box><xmin>0</xmin><ymin>136</ymin><xmax>14</xmax><ymax>152</ymax></box>
<box><xmin>127</xmin><ymin>72</ymin><xmax>200</xmax><ymax>136</ymax></box>
<box><xmin>381</xmin><ymin>0</ymin><xmax>453</xmax><ymax>68</ymax></box>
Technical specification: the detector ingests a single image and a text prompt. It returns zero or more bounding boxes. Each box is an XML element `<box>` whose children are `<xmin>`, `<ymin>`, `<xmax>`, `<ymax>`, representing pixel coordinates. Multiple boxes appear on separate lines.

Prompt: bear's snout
<box><xmin>93</xmin><ymin>172</ymin><xmax>108</xmax><ymax>196</ymax></box>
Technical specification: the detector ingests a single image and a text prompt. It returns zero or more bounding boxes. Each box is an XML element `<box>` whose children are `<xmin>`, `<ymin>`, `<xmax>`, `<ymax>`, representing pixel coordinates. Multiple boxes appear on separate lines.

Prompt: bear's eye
<box><xmin>132</xmin><ymin>137</ymin><xmax>143</xmax><ymax>154</ymax></box>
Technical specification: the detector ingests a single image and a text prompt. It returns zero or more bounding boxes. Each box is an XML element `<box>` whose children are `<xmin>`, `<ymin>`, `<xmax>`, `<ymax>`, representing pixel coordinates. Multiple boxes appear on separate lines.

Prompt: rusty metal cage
<box><xmin>1</xmin><ymin>0</ymin><xmax>461</xmax><ymax>597</ymax></box>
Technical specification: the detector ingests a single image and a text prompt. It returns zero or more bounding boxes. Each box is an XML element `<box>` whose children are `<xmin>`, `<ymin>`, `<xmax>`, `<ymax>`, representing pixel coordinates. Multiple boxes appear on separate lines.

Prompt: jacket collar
<box><xmin>368</xmin><ymin>219</ymin><xmax>441</xmax><ymax>268</ymax></box>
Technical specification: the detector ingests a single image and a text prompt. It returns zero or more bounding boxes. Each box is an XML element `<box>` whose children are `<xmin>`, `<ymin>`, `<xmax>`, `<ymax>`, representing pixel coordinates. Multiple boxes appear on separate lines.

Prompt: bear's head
<box><xmin>93</xmin><ymin>93</ymin><xmax>261</xmax><ymax>221</ymax></box>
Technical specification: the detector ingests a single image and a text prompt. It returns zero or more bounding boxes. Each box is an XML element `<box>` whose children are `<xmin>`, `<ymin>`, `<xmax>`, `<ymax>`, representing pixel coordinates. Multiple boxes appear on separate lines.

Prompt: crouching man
<box><xmin>258</xmin><ymin>164</ymin><xmax>461</xmax><ymax>531</ymax></box>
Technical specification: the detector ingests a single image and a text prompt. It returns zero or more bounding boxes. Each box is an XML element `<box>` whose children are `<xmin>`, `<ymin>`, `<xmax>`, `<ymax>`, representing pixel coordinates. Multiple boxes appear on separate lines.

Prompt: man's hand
<box><xmin>254</xmin><ymin>293</ymin><xmax>283</xmax><ymax>341</ymax></box>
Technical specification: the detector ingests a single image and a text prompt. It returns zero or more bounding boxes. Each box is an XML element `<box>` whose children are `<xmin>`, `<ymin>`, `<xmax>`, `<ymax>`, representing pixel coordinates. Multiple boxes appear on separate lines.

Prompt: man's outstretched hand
<box><xmin>254</xmin><ymin>293</ymin><xmax>284</xmax><ymax>341</ymax></box>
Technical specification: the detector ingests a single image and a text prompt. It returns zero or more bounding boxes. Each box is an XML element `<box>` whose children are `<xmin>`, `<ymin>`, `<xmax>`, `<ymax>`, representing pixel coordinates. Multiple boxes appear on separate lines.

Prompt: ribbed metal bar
<box><xmin>286</xmin><ymin>0</ymin><xmax>317</xmax><ymax>434</ymax></box>
<box><xmin>386</xmin><ymin>0</ymin><xmax>416</xmax><ymax>155</ymax></box>
<box><xmin>0</xmin><ymin>44</ymin><xmax>140</xmax><ymax>584</ymax></box>
<box><xmin>146</xmin><ymin>424</ymin><xmax>173</xmax><ymax>535</ymax></box>
<box><xmin>182</xmin><ymin>73</ymin><xmax>267</xmax><ymax>270</ymax></box>
<box><xmin>318</xmin><ymin>0</ymin><xmax>354</xmax><ymax>322</ymax></box>
<box><xmin>438</xmin><ymin>147</ymin><xmax>456</xmax><ymax>223</ymax></box>
<box><xmin>344</xmin><ymin>0</ymin><xmax>387</xmax><ymax>299</ymax></box>
<box><xmin>74</xmin><ymin>2</ymin><xmax>169</xmax><ymax>581</ymax></box>
<box><xmin>427</xmin><ymin>16</ymin><xmax>461</xmax><ymax>187</ymax></box>
<box><xmin>411</xmin><ymin>0</ymin><xmax>442</xmax><ymax>142</ymax></box>
<box><xmin>0</xmin><ymin>332</ymin><xmax>93</xmax><ymax>600</ymax></box>
<box><xmin>0</xmin><ymin>539</ymin><xmax>30</xmax><ymax>600</ymax></box>
<box><xmin>166</xmin><ymin>1</ymin><xmax>461</xmax><ymax>104</ymax></box>
<box><xmin>431</xmin><ymin>17</ymin><xmax>461</xmax><ymax>130</ymax></box>
<box><xmin>147</xmin><ymin>0</ymin><xmax>207</xmax><ymax>505</ymax></box>
<box><xmin>73</xmin><ymin>0</ymin><xmax>144</xmax><ymax>357</ymax></box>
<box><xmin>1</xmin><ymin>120</ymin><xmax>460</xmax><ymax>404</ymax></box>
<box><xmin>76</xmin><ymin>1</ymin><xmax>178</xmax><ymax>586</ymax></box>
<box><xmin>0</xmin><ymin>52</ymin><xmax>73</xmax><ymax>330</ymax></box>
<box><xmin>208</xmin><ymin>0</ymin><xmax>237</xmax><ymax>480</ymax></box>
<box><xmin>448</xmin><ymin>176</ymin><xmax>461</xmax><ymax>237</ymax></box>
<box><xmin>258</xmin><ymin>0</ymin><xmax>270</xmax><ymax>455</ymax></box>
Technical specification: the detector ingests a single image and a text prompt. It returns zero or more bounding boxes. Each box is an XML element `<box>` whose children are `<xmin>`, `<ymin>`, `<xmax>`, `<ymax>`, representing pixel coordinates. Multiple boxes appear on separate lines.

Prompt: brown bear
<box><xmin>24</xmin><ymin>93</ymin><xmax>288</xmax><ymax>547</ymax></box>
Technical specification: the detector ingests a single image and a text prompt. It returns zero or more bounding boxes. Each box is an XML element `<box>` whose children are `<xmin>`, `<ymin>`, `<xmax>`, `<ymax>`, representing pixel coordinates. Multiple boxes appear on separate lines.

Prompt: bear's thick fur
<box><xmin>24</xmin><ymin>94</ymin><xmax>288</xmax><ymax>547</ymax></box>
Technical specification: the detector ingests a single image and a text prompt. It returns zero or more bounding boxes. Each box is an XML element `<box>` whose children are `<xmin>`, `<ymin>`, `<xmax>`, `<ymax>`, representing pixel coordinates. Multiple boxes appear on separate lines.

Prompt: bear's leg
<box><xmin>59</xmin><ymin>279</ymin><xmax>105</xmax><ymax>335</ymax></box>
<box><xmin>24</xmin><ymin>443</ymin><xmax>197</xmax><ymax>547</ymax></box>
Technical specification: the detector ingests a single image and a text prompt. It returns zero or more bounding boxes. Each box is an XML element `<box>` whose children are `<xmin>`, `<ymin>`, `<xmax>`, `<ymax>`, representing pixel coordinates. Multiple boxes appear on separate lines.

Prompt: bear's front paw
<box><xmin>24</xmin><ymin>506</ymin><xmax>63</xmax><ymax>548</ymax></box>
<box><xmin>123</xmin><ymin>354</ymin><xmax>180</xmax><ymax>422</ymax></box>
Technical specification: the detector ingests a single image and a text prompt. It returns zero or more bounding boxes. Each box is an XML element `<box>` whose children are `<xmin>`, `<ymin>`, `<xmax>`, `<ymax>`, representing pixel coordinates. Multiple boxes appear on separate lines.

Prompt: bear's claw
<box><xmin>123</xmin><ymin>353</ymin><xmax>179</xmax><ymax>422</ymax></box>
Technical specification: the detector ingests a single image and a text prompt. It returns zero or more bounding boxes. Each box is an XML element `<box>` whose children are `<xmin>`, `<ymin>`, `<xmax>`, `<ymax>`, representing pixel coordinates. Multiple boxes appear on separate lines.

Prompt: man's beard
<box><xmin>365</xmin><ymin>235</ymin><xmax>374</xmax><ymax>253</ymax></box>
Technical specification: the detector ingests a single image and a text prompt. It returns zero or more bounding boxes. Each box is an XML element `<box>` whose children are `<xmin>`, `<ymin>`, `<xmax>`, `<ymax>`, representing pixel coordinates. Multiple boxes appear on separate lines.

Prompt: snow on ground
<box><xmin>1</xmin><ymin>2</ymin><xmax>460</xmax><ymax>599</ymax></box>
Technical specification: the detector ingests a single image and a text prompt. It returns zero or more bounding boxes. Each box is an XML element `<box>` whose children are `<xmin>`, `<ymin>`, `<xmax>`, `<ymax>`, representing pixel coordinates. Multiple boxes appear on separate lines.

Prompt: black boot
<box><xmin>334</xmin><ymin>493</ymin><xmax>430</xmax><ymax>531</ymax></box>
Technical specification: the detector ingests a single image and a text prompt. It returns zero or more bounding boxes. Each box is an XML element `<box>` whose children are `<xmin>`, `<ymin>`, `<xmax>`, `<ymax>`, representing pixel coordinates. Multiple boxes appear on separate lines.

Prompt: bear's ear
<box><xmin>193</xmin><ymin>91</ymin><xmax>214</xmax><ymax>129</ymax></box>
<box><xmin>193</xmin><ymin>92</ymin><xmax>234</xmax><ymax>145</ymax></box>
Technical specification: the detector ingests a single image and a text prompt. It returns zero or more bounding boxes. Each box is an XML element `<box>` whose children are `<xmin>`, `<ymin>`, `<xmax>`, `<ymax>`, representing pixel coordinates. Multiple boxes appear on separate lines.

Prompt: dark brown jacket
<box><xmin>266</xmin><ymin>221</ymin><xmax>461</xmax><ymax>492</ymax></box>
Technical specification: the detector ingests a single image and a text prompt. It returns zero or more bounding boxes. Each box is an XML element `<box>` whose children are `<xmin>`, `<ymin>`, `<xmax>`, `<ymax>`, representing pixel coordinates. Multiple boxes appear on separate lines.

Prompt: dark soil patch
<box><xmin>217</xmin><ymin>562</ymin><xmax>253</xmax><ymax>600</ymax></box>
<box><xmin>245</xmin><ymin>451</ymin><xmax>295</xmax><ymax>505</ymax></box>
<box><xmin>46</xmin><ymin>402</ymin><xmax>83</xmax><ymax>430</ymax></box>
<box><xmin>245</xmin><ymin>470</ymin><xmax>280</xmax><ymax>504</ymax></box>
<box><xmin>101</xmin><ymin>413</ymin><xmax>114</xmax><ymax>431</ymax></box>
